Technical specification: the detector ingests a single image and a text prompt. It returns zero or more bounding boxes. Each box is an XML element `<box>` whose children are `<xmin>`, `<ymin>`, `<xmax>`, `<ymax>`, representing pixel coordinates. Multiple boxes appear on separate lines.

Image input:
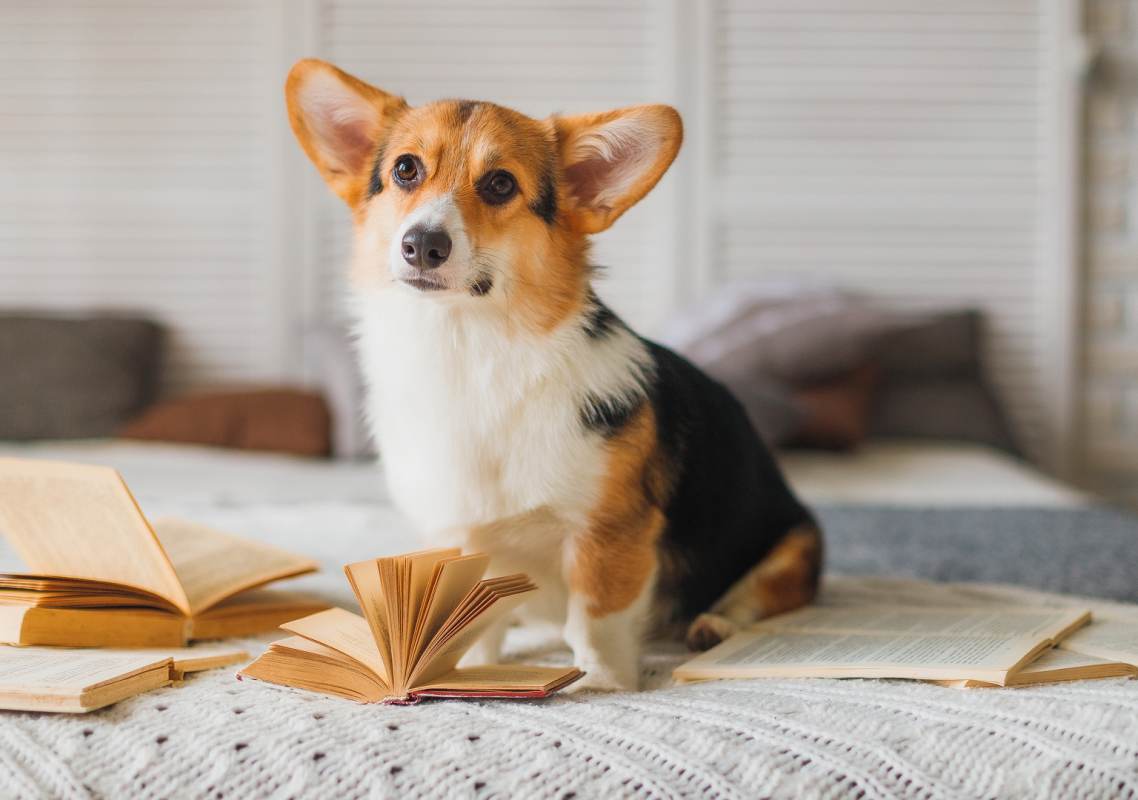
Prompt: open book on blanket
<box><xmin>0</xmin><ymin>642</ymin><xmax>247</xmax><ymax>713</ymax></box>
<box><xmin>673</xmin><ymin>605</ymin><xmax>1097</xmax><ymax>686</ymax></box>
<box><xmin>0</xmin><ymin>457</ymin><xmax>329</xmax><ymax>647</ymax></box>
<box><xmin>939</xmin><ymin>614</ymin><xmax>1138</xmax><ymax>688</ymax></box>
<box><xmin>239</xmin><ymin>548</ymin><xmax>583</xmax><ymax>704</ymax></box>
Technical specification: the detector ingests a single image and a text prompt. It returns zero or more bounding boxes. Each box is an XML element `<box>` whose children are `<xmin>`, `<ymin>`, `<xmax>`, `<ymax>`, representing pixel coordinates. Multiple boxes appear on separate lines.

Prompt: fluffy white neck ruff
<box><xmin>351</xmin><ymin>285</ymin><xmax>650</xmax><ymax>537</ymax></box>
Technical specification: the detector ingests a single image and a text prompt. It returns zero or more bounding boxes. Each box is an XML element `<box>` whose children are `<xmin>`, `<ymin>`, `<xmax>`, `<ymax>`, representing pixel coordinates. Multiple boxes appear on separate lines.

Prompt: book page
<box><xmin>282</xmin><ymin>607</ymin><xmax>389</xmax><ymax>684</ymax></box>
<box><xmin>406</xmin><ymin>549</ymin><xmax>461</xmax><ymax>633</ymax></box>
<box><xmin>0</xmin><ymin>646</ymin><xmax>172</xmax><ymax>691</ymax></box>
<box><xmin>1059</xmin><ymin>617</ymin><xmax>1138</xmax><ymax>665</ymax></box>
<box><xmin>241</xmin><ymin>636</ymin><xmax>391</xmax><ymax>704</ymax></box>
<box><xmin>376</xmin><ymin>556</ymin><xmax>413</xmax><ymax>690</ymax></box>
<box><xmin>0</xmin><ymin>458</ymin><xmax>188</xmax><ymax>614</ymax></box>
<box><xmin>410</xmin><ymin>588</ymin><xmax>534</xmax><ymax>687</ymax></box>
<box><xmin>345</xmin><ymin>559</ymin><xmax>393</xmax><ymax>681</ymax></box>
<box><xmin>150</xmin><ymin>518</ymin><xmax>318</xmax><ymax>616</ymax></box>
<box><xmin>418</xmin><ymin>664</ymin><xmax>580</xmax><ymax>692</ymax></box>
<box><xmin>757</xmin><ymin>606</ymin><xmax>1090</xmax><ymax>643</ymax></box>
<box><xmin>1016</xmin><ymin>647</ymin><xmax>1117</xmax><ymax>675</ymax></box>
<box><xmin>940</xmin><ymin>647</ymin><xmax>1137</xmax><ymax>688</ymax></box>
<box><xmin>673</xmin><ymin>628</ymin><xmax>1048</xmax><ymax>681</ymax></box>
<box><xmin>410</xmin><ymin>554</ymin><xmax>490</xmax><ymax>667</ymax></box>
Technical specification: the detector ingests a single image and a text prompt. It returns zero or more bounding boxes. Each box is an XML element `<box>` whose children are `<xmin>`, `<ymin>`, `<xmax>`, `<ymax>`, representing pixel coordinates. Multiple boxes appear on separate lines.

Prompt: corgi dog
<box><xmin>286</xmin><ymin>59</ymin><xmax>822</xmax><ymax>692</ymax></box>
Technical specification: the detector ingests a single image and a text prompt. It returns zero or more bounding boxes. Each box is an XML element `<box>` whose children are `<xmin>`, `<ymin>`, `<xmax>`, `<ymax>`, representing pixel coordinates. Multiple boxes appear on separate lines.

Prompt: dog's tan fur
<box><xmin>571</xmin><ymin>403</ymin><xmax>670</xmax><ymax>619</ymax></box>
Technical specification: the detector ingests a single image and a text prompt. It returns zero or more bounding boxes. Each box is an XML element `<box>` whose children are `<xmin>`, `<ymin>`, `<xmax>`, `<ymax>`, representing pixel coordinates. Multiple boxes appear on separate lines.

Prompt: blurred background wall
<box><xmin>1082</xmin><ymin>0</ymin><xmax>1138</xmax><ymax>503</ymax></box>
<box><xmin>3</xmin><ymin>0</ymin><xmax>1121</xmax><ymax>490</ymax></box>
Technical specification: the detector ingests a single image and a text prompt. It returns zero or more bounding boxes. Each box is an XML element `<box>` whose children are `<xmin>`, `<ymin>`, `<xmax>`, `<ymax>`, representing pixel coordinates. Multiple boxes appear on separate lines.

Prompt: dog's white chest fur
<box><xmin>353</xmin><ymin>288</ymin><xmax>647</xmax><ymax>545</ymax></box>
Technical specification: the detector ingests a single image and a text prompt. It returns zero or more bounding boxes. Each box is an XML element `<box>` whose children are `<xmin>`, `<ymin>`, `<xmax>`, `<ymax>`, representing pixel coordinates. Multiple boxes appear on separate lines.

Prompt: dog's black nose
<box><xmin>401</xmin><ymin>226</ymin><xmax>452</xmax><ymax>269</ymax></box>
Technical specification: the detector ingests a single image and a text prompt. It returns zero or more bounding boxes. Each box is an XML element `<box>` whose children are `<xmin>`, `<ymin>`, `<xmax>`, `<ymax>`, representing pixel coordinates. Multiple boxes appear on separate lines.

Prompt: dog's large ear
<box><xmin>554</xmin><ymin>105</ymin><xmax>682</xmax><ymax>234</ymax></box>
<box><xmin>286</xmin><ymin>59</ymin><xmax>408</xmax><ymax>207</ymax></box>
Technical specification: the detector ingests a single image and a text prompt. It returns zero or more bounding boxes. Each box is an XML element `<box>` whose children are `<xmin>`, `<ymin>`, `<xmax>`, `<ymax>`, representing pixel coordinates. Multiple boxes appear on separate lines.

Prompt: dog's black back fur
<box><xmin>644</xmin><ymin>340</ymin><xmax>816</xmax><ymax>619</ymax></box>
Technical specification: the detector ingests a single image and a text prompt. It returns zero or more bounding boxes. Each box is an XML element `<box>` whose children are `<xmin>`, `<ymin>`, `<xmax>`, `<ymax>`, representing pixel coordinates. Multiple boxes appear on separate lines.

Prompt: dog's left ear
<box><xmin>554</xmin><ymin>105</ymin><xmax>682</xmax><ymax>234</ymax></box>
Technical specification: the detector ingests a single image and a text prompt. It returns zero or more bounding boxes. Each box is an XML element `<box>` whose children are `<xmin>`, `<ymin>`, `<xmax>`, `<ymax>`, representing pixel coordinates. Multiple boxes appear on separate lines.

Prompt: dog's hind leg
<box><xmin>685</xmin><ymin>521</ymin><xmax>823</xmax><ymax>651</ymax></box>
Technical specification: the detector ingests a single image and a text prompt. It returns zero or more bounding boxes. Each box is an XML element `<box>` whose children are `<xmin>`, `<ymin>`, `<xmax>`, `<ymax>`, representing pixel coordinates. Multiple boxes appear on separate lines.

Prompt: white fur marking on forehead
<box><xmin>398</xmin><ymin>192</ymin><xmax>462</xmax><ymax>237</ymax></box>
<box><xmin>568</xmin><ymin>117</ymin><xmax>661</xmax><ymax>211</ymax></box>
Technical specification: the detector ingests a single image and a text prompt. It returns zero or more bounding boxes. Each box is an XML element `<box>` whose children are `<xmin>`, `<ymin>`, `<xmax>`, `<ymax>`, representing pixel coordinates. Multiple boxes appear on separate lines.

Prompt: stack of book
<box><xmin>673</xmin><ymin>604</ymin><xmax>1138</xmax><ymax>688</ymax></box>
<box><xmin>0</xmin><ymin>456</ymin><xmax>331</xmax><ymax>712</ymax></box>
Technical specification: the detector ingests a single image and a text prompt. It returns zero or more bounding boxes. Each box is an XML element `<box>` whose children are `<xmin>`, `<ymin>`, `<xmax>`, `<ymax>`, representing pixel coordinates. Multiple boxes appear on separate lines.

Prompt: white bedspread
<box><xmin>0</xmin><ymin>440</ymin><xmax>1128</xmax><ymax>799</ymax></box>
<box><xmin>0</xmin><ymin>576</ymin><xmax>1135</xmax><ymax>800</ymax></box>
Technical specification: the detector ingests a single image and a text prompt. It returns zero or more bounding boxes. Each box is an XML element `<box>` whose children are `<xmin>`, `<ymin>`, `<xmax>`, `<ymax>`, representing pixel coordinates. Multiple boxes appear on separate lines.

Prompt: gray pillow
<box><xmin>655</xmin><ymin>278</ymin><xmax>894</xmax><ymax>385</ymax></box>
<box><xmin>867</xmin><ymin>311</ymin><xmax>1019</xmax><ymax>454</ymax></box>
<box><xmin>655</xmin><ymin>278</ymin><xmax>895</xmax><ymax>445</ymax></box>
<box><xmin>0</xmin><ymin>314</ymin><xmax>163</xmax><ymax>440</ymax></box>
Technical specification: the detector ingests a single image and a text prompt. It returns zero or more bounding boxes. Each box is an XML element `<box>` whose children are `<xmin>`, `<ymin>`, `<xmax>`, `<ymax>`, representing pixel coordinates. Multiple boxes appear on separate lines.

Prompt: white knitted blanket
<box><xmin>0</xmin><ymin>444</ymin><xmax>1132</xmax><ymax>799</ymax></box>
<box><xmin>0</xmin><ymin>577</ymin><xmax>1134</xmax><ymax>800</ymax></box>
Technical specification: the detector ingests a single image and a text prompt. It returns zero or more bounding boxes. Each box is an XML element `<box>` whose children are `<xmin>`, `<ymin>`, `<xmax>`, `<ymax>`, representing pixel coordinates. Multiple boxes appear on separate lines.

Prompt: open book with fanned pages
<box><xmin>238</xmin><ymin>548</ymin><xmax>582</xmax><ymax>704</ymax></box>
<box><xmin>0</xmin><ymin>457</ymin><xmax>330</xmax><ymax>647</ymax></box>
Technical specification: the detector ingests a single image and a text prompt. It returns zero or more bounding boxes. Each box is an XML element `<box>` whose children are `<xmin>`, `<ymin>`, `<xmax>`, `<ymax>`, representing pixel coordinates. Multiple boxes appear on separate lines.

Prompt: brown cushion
<box><xmin>0</xmin><ymin>315</ymin><xmax>164</xmax><ymax>440</ymax></box>
<box><xmin>785</xmin><ymin>364</ymin><xmax>882</xmax><ymax>451</ymax></box>
<box><xmin>118</xmin><ymin>390</ymin><xmax>331</xmax><ymax>458</ymax></box>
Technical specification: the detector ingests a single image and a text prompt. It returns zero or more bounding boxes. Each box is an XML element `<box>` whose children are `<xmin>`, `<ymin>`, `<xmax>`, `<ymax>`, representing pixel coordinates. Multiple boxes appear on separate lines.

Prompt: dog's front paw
<box><xmin>457</xmin><ymin>641</ymin><xmax>500</xmax><ymax>669</ymax></box>
<box><xmin>686</xmin><ymin>613</ymin><xmax>739</xmax><ymax>651</ymax></box>
<box><xmin>565</xmin><ymin>666</ymin><xmax>638</xmax><ymax>694</ymax></box>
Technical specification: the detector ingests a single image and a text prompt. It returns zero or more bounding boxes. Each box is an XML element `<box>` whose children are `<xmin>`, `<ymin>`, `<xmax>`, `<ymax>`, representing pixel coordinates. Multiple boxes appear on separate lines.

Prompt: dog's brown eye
<box><xmin>479</xmin><ymin>170</ymin><xmax>517</xmax><ymax>205</ymax></box>
<box><xmin>393</xmin><ymin>156</ymin><xmax>419</xmax><ymax>184</ymax></box>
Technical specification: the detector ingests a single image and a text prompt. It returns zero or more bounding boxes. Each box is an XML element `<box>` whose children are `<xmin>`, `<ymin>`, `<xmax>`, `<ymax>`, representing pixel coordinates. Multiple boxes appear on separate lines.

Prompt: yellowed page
<box><xmin>240</xmin><ymin>636</ymin><xmax>391</xmax><ymax>704</ymax></box>
<box><xmin>411</xmin><ymin>589</ymin><xmax>534</xmax><ymax>687</ymax></box>
<box><xmin>757</xmin><ymin>605</ymin><xmax>1090</xmax><ymax>644</ymax></box>
<box><xmin>110</xmin><ymin>644</ymin><xmax>249</xmax><ymax>673</ymax></box>
<box><xmin>399</xmin><ymin>549</ymin><xmax>462</xmax><ymax>673</ymax></box>
<box><xmin>150</xmin><ymin>518</ymin><xmax>318</xmax><ymax>616</ymax></box>
<box><xmin>282</xmin><ymin>607</ymin><xmax>389</xmax><ymax>684</ymax></box>
<box><xmin>0</xmin><ymin>646</ymin><xmax>173</xmax><ymax>692</ymax></box>
<box><xmin>344</xmin><ymin>559</ymin><xmax>393</xmax><ymax>680</ymax></box>
<box><xmin>406</xmin><ymin>548</ymin><xmax>461</xmax><ymax>630</ymax></box>
<box><xmin>376</xmin><ymin>557</ymin><xmax>408</xmax><ymax>688</ymax></box>
<box><xmin>1059</xmin><ymin>617</ymin><xmax>1138</xmax><ymax>665</ymax></box>
<box><xmin>0</xmin><ymin>458</ymin><xmax>188</xmax><ymax>614</ymax></box>
<box><xmin>410</xmin><ymin>554</ymin><xmax>490</xmax><ymax>667</ymax></box>
<box><xmin>940</xmin><ymin>648</ymin><xmax>1138</xmax><ymax>688</ymax></box>
<box><xmin>672</xmin><ymin>628</ymin><xmax>1050</xmax><ymax>683</ymax></box>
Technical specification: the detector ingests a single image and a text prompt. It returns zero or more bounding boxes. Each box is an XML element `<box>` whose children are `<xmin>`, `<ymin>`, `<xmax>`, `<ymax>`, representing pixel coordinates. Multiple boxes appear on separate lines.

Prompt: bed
<box><xmin>0</xmin><ymin>438</ymin><xmax>1134</xmax><ymax>799</ymax></box>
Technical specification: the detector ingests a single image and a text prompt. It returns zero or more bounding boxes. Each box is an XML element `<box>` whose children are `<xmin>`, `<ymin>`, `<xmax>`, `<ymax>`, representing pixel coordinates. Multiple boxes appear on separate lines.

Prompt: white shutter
<box><xmin>0</xmin><ymin>0</ymin><xmax>1079</xmax><ymax>467</ymax></box>
<box><xmin>708</xmin><ymin>0</ymin><xmax>1076</xmax><ymax>464</ymax></box>
<box><xmin>0</xmin><ymin>0</ymin><xmax>276</xmax><ymax>393</ymax></box>
<box><xmin>312</xmin><ymin>0</ymin><xmax>670</xmax><ymax>333</ymax></box>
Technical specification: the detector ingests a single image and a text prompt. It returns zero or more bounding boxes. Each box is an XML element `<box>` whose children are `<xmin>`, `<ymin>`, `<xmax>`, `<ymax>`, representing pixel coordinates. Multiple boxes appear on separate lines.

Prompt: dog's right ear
<box><xmin>286</xmin><ymin>59</ymin><xmax>407</xmax><ymax>208</ymax></box>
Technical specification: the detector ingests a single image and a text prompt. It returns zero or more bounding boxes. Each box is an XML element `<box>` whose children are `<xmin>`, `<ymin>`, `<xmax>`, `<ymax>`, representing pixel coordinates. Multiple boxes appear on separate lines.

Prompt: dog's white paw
<box><xmin>457</xmin><ymin>641</ymin><xmax>500</xmax><ymax>669</ymax></box>
<box><xmin>686</xmin><ymin>612</ymin><xmax>739</xmax><ymax>651</ymax></box>
<box><xmin>564</xmin><ymin>666</ymin><xmax>638</xmax><ymax>694</ymax></box>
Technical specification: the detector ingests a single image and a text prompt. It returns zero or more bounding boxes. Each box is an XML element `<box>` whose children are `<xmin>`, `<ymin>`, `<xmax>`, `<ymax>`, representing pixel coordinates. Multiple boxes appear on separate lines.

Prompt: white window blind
<box><xmin>0</xmin><ymin>0</ymin><xmax>276</xmax><ymax>392</ymax></box>
<box><xmin>0</xmin><ymin>0</ymin><xmax>1079</xmax><ymax>468</ymax></box>
<box><xmin>705</xmin><ymin>0</ymin><xmax>1078</xmax><ymax>465</ymax></box>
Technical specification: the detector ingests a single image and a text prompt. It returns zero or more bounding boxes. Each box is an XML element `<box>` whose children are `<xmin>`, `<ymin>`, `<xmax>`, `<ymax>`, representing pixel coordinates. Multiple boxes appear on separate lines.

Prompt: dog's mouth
<box><xmin>400</xmin><ymin>276</ymin><xmax>448</xmax><ymax>292</ymax></box>
<box><xmin>399</xmin><ymin>274</ymin><xmax>495</xmax><ymax>297</ymax></box>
